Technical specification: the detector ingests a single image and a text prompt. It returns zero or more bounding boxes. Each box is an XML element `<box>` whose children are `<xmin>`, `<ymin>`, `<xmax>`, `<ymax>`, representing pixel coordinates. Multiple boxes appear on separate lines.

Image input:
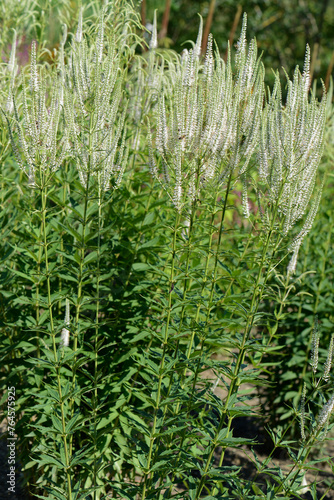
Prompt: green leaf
<box><xmin>38</xmin><ymin>454</ymin><xmax>65</xmax><ymax>469</ymax></box>
<box><xmin>142</xmin><ymin>212</ymin><xmax>155</xmax><ymax>226</ymax></box>
<box><xmin>43</xmin><ymin>486</ymin><xmax>68</xmax><ymax>500</ymax></box>
<box><xmin>51</xmin><ymin>415</ymin><xmax>64</xmax><ymax>433</ymax></box>
<box><xmin>132</xmin><ymin>262</ymin><xmax>150</xmax><ymax>272</ymax></box>
<box><xmin>207</xmin><ymin>466</ymin><xmax>240</xmax><ymax>477</ymax></box>
<box><xmin>66</xmin><ymin>413</ymin><xmax>83</xmax><ymax>433</ymax></box>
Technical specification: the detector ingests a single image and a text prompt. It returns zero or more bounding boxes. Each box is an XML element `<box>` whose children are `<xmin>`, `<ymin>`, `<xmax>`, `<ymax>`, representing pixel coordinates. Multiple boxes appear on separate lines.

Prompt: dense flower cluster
<box><xmin>147</xmin><ymin>16</ymin><xmax>326</xmax><ymax>281</ymax></box>
<box><xmin>6</xmin><ymin>40</ymin><xmax>67</xmax><ymax>185</ymax></box>
<box><xmin>63</xmin><ymin>11</ymin><xmax>128</xmax><ymax>190</ymax></box>
<box><xmin>148</xmin><ymin>15</ymin><xmax>264</xmax><ymax>212</ymax></box>
<box><xmin>316</xmin><ymin>394</ymin><xmax>334</xmax><ymax>431</ymax></box>
<box><xmin>7</xmin><ymin>11</ymin><xmax>128</xmax><ymax>191</ymax></box>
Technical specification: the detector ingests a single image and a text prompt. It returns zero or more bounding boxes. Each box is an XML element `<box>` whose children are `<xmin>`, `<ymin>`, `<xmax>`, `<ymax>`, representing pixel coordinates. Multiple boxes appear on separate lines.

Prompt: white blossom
<box><xmin>149</xmin><ymin>14</ymin><xmax>264</xmax><ymax>213</ymax></box>
<box><xmin>317</xmin><ymin>394</ymin><xmax>334</xmax><ymax>431</ymax></box>
<box><xmin>60</xmin><ymin>299</ymin><xmax>70</xmax><ymax>348</ymax></box>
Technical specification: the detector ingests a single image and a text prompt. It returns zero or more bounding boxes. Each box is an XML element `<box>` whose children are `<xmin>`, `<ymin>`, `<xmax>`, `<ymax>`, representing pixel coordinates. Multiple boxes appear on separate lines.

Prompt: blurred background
<box><xmin>0</xmin><ymin>0</ymin><xmax>333</xmax><ymax>91</ymax></box>
<box><xmin>142</xmin><ymin>0</ymin><xmax>334</xmax><ymax>89</ymax></box>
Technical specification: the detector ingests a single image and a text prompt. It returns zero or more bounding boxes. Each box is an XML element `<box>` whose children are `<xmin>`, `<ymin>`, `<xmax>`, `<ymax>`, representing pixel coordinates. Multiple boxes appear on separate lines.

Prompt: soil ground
<box><xmin>201</xmin><ymin>367</ymin><xmax>334</xmax><ymax>500</ymax></box>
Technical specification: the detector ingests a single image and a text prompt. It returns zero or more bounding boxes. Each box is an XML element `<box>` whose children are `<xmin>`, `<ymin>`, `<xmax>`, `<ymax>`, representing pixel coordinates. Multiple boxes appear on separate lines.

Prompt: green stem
<box><xmin>124</xmin><ymin>184</ymin><xmax>154</xmax><ymax>290</ymax></box>
<box><xmin>35</xmin><ymin>200</ymin><xmax>43</xmax><ymax>360</ymax></box>
<box><xmin>274</xmin><ymin>424</ymin><xmax>324</xmax><ymax>496</ymax></box>
<box><xmin>58</xmin><ymin>162</ymin><xmax>69</xmax><ymax>316</ymax></box>
<box><xmin>73</xmin><ymin>176</ymin><xmax>91</xmax><ymax>352</ymax></box>
<box><xmin>93</xmin><ymin>174</ymin><xmax>102</xmax><ymax>500</ymax></box>
<box><xmin>197</xmin><ymin>193</ymin><xmax>283</xmax><ymax>499</ymax></box>
<box><xmin>182</xmin><ymin>173</ymin><xmax>233</xmax><ymax>412</ymax></box>
<box><xmin>245</xmin><ymin>372</ymin><xmax>327</xmax><ymax>498</ymax></box>
<box><xmin>164</xmin><ymin>163</ymin><xmax>203</xmax><ymax>369</ymax></box>
<box><xmin>141</xmin><ymin>211</ymin><xmax>180</xmax><ymax>500</ymax></box>
<box><xmin>163</xmin><ymin>174</ymin><xmax>234</xmax><ymax>498</ymax></box>
<box><xmin>41</xmin><ymin>181</ymin><xmax>72</xmax><ymax>500</ymax></box>
<box><xmin>298</xmin><ymin>202</ymin><xmax>333</xmax><ymax>394</ymax></box>
<box><xmin>256</xmin><ymin>272</ymin><xmax>291</xmax><ymax>370</ymax></box>
<box><xmin>70</xmin><ymin>122</ymin><xmax>92</xmax><ymax>454</ymax></box>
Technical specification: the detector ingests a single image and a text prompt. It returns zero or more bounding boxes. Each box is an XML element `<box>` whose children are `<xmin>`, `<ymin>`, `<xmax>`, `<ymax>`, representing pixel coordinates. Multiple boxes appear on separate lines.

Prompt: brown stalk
<box><xmin>309</xmin><ymin>42</ymin><xmax>319</xmax><ymax>88</ymax></box>
<box><xmin>141</xmin><ymin>0</ymin><xmax>148</xmax><ymax>52</ymax></box>
<box><xmin>141</xmin><ymin>0</ymin><xmax>146</xmax><ymax>28</ymax></box>
<box><xmin>201</xmin><ymin>0</ymin><xmax>216</xmax><ymax>55</ymax></box>
<box><xmin>224</xmin><ymin>4</ymin><xmax>242</xmax><ymax>61</ymax></box>
<box><xmin>159</xmin><ymin>0</ymin><xmax>172</xmax><ymax>39</ymax></box>
<box><xmin>325</xmin><ymin>51</ymin><xmax>334</xmax><ymax>90</ymax></box>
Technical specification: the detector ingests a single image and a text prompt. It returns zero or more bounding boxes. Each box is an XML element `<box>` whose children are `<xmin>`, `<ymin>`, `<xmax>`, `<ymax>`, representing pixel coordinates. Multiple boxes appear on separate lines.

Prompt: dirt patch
<box><xmin>205</xmin><ymin>366</ymin><xmax>334</xmax><ymax>500</ymax></box>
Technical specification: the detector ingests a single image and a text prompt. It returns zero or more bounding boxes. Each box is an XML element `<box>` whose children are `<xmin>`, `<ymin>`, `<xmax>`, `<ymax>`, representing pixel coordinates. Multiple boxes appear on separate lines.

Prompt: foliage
<box><xmin>0</xmin><ymin>1</ymin><xmax>333</xmax><ymax>500</ymax></box>
<box><xmin>260</xmin><ymin>83</ymin><xmax>334</xmax><ymax>439</ymax></box>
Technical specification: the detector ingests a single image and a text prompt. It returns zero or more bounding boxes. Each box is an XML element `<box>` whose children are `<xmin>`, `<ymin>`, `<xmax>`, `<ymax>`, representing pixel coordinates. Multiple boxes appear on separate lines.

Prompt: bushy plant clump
<box><xmin>260</xmin><ymin>81</ymin><xmax>334</xmax><ymax>440</ymax></box>
<box><xmin>0</xmin><ymin>2</ymin><xmax>333</xmax><ymax>499</ymax></box>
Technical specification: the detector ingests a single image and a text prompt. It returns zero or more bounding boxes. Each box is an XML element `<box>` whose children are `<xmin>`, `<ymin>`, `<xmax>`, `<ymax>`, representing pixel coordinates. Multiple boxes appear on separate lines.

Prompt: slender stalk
<box><xmin>154</xmin><ymin>201</ymin><xmax>199</xmax><ymax>498</ymax></box>
<box><xmin>40</xmin><ymin>174</ymin><xmax>72</xmax><ymax>500</ymax></box>
<box><xmin>124</xmin><ymin>185</ymin><xmax>154</xmax><ymax>289</ymax></box>
<box><xmin>93</xmin><ymin>173</ymin><xmax>102</xmax><ymax>500</ymax></box>
<box><xmin>190</xmin><ymin>175</ymin><xmax>234</xmax><ymax>396</ymax></box>
<box><xmin>286</xmin><ymin>172</ymin><xmax>334</xmax><ymax>416</ymax></box>
<box><xmin>166</xmin><ymin>162</ymin><xmax>204</xmax><ymax>360</ymax></box>
<box><xmin>108</xmin><ymin>180</ymin><xmax>155</xmax><ymax>428</ymax></box>
<box><xmin>57</xmin><ymin>162</ymin><xmax>69</xmax><ymax>316</ymax></box>
<box><xmin>73</xmin><ymin>176</ymin><xmax>91</xmax><ymax>353</ymax></box>
<box><xmin>109</xmin><ymin>183</ymin><xmax>167</xmax><ymax>453</ymax></box>
<box><xmin>260</xmin><ymin>272</ymin><xmax>291</xmax><ymax>361</ymax></box>
<box><xmin>320</xmin><ymin>478</ymin><xmax>334</xmax><ymax>500</ymax></box>
<box><xmin>243</xmin><ymin>373</ymin><xmax>325</xmax><ymax>499</ymax></box>
<box><xmin>224</xmin><ymin>4</ymin><xmax>243</xmax><ymax>62</ymax></box>
<box><xmin>159</xmin><ymin>0</ymin><xmax>172</xmax><ymax>39</ymax></box>
<box><xmin>69</xmin><ymin>122</ymin><xmax>92</xmax><ymax>454</ymax></box>
<box><xmin>152</xmin><ymin>166</ymin><xmax>207</xmax><ymax>496</ymax></box>
<box><xmin>161</xmin><ymin>174</ymin><xmax>233</xmax><ymax>497</ymax></box>
<box><xmin>141</xmin><ymin>211</ymin><xmax>180</xmax><ymax>500</ymax></box>
<box><xmin>201</xmin><ymin>0</ymin><xmax>216</xmax><ymax>55</ymax></box>
<box><xmin>274</xmin><ymin>426</ymin><xmax>324</xmax><ymax>496</ymax></box>
<box><xmin>296</xmin><ymin>181</ymin><xmax>332</xmax><ymax>401</ymax></box>
<box><xmin>34</xmin><ymin>199</ymin><xmax>43</xmax><ymax>360</ymax></box>
<box><xmin>197</xmin><ymin>190</ymin><xmax>283</xmax><ymax>499</ymax></box>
